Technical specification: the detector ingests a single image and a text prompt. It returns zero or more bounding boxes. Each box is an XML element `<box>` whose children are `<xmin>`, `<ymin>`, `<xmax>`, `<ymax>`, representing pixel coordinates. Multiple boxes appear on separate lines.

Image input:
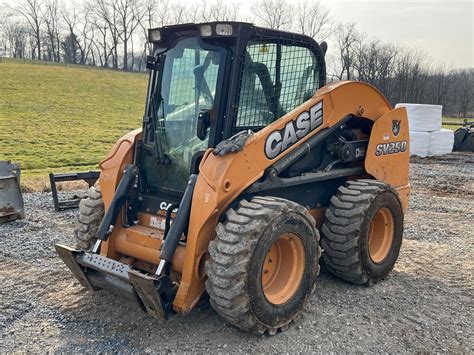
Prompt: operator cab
<box><xmin>139</xmin><ymin>22</ymin><xmax>327</xmax><ymax>211</ymax></box>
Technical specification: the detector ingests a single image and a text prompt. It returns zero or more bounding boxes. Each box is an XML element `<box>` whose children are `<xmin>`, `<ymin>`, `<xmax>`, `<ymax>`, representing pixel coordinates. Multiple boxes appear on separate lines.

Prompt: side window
<box><xmin>165</xmin><ymin>48</ymin><xmax>220</xmax><ymax>119</ymax></box>
<box><xmin>235</xmin><ymin>40</ymin><xmax>320</xmax><ymax>130</ymax></box>
<box><xmin>236</xmin><ymin>42</ymin><xmax>277</xmax><ymax>128</ymax></box>
<box><xmin>167</xmin><ymin>48</ymin><xmax>195</xmax><ymax>111</ymax></box>
<box><xmin>279</xmin><ymin>46</ymin><xmax>318</xmax><ymax>113</ymax></box>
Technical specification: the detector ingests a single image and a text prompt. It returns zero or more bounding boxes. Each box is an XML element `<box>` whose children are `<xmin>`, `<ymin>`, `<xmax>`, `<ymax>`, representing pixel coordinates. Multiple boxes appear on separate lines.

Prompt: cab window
<box><xmin>235</xmin><ymin>39</ymin><xmax>320</xmax><ymax>130</ymax></box>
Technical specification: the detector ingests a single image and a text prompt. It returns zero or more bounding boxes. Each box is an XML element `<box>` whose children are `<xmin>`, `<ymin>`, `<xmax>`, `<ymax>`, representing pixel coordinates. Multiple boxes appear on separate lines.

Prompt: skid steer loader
<box><xmin>56</xmin><ymin>22</ymin><xmax>410</xmax><ymax>335</ymax></box>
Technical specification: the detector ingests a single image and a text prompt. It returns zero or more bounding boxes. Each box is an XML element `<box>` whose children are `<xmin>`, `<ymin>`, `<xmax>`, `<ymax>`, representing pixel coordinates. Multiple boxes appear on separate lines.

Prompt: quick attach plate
<box><xmin>128</xmin><ymin>270</ymin><xmax>168</xmax><ymax>320</ymax></box>
<box><xmin>55</xmin><ymin>243</ymin><xmax>173</xmax><ymax>320</ymax></box>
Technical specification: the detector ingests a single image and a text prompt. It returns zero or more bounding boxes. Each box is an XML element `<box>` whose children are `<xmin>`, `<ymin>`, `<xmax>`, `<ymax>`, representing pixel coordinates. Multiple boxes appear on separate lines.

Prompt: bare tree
<box><xmin>2</xmin><ymin>19</ymin><xmax>29</xmax><ymax>58</ymax></box>
<box><xmin>251</xmin><ymin>0</ymin><xmax>293</xmax><ymax>30</ymax></box>
<box><xmin>426</xmin><ymin>65</ymin><xmax>452</xmax><ymax>111</ymax></box>
<box><xmin>89</xmin><ymin>14</ymin><xmax>113</xmax><ymax>67</ymax></box>
<box><xmin>295</xmin><ymin>0</ymin><xmax>333</xmax><ymax>40</ymax></box>
<box><xmin>154</xmin><ymin>0</ymin><xmax>172</xmax><ymax>27</ymax></box>
<box><xmin>90</xmin><ymin>0</ymin><xmax>122</xmax><ymax>69</ymax></box>
<box><xmin>89</xmin><ymin>20</ymin><xmax>111</xmax><ymax>67</ymax></box>
<box><xmin>61</xmin><ymin>3</ymin><xmax>94</xmax><ymax>64</ymax></box>
<box><xmin>42</xmin><ymin>0</ymin><xmax>61</xmax><ymax>62</ymax></box>
<box><xmin>12</xmin><ymin>0</ymin><xmax>44</xmax><ymax>60</ymax></box>
<box><xmin>454</xmin><ymin>69</ymin><xmax>473</xmax><ymax>117</ymax></box>
<box><xmin>201</xmin><ymin>0</ymin><xmax>239</xmax><ymax>22</ymax></box>
<box><xmin>169</xmin><ymin>2</ymin><xmax>188</xmax><ymax>24</ymax></box>
<box><xmin>336</xmin><ymin>23</ymin><xmax>359</xmax><ymax>80</ymax></box>
<box><xmin>138</xmin><ymin>0</ymin><xmax>158</xmax><ymax>67</ymax></box>
<box><xmin>353</xmin><ymin>39</ymin><xmax>398</xmax><ymax>100</ymax></box>
<box><xmin>114</xmin><ymin>0</ymin><xmax>146</xmax><ymax>70</ymax></box>
<box><xmin>391</xmin><ymin>48</ymin><xmax>429</xmax><ymax>104</ymax></box>
<box><xmin>137</xmin><ymin>0</ymin><xmax>169</xmax><ymax>70</ymax></box>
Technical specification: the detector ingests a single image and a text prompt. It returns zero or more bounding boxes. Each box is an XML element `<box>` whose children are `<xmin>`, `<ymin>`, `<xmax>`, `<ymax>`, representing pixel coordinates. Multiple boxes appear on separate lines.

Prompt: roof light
<box><xmin>216</xmin><ymin>24</ymin><xmax>233</xmax><ymax>36</ymax></box>
<box><xmin>148</xmin><ymin>29</ymin><xmax>161</xmax><ymax>43</ymax></box>
<box><xmin>200</xmin><ymin>25</ymin><xmax>212</xmax><ymax>37</ymax></box>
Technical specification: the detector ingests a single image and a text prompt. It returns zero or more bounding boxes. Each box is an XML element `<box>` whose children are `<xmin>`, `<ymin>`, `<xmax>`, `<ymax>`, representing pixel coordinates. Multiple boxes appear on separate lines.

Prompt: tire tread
<box><xmin>205</xmin><ymin>196</ymin><xmax>320</xmax><ymax>335</ymax></box>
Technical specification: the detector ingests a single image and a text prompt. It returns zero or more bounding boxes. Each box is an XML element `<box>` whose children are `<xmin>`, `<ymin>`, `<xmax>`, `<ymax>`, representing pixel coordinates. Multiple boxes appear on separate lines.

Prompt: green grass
<box><xmin>0</xmin><ymin>59</ymin><xmax>147</xmax><ymax>182</ymax></box>
<box><xmin>442</xmin><ymin>117</ymin><xmax>471</xmax><ymax>131</ymax></box>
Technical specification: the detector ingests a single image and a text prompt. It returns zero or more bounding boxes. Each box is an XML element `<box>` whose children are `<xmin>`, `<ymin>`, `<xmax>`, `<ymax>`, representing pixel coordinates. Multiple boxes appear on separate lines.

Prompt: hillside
<box><xmin>0</xmin><ymin>59</ymin><xmax>147</xmax><ymax>187</ymax></box>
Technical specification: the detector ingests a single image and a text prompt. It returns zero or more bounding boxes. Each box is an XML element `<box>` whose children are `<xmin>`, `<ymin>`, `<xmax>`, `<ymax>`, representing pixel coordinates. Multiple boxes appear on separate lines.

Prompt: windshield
<box><xmin>146</xmin><ymin>37</ymin><xmax>224</xmax><ymax>193</ymax></box>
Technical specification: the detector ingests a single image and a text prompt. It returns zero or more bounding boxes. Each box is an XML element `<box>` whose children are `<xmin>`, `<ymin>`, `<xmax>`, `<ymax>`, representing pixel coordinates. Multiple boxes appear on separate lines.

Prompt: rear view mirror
<box><xmin>146</xmin><ymin>55</ymin><xmax>159</xmax><ymax>70</ymax></box>
<box><xmin>197</xmin><ymin>110</ymin><xmax>210</xmax><ymax>140</ymax></box>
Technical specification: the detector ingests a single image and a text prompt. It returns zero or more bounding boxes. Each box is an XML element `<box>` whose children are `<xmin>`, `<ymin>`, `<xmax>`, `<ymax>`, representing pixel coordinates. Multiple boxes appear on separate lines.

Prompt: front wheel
<box><xmin>205</xmin><ymin>196</ymin><xmax>320</xmax><ymax>335</ymax></box>
<box><xmin>74</xmin><ymin>185</ymin><xmax>104</xmax><ymax>250</ymax></box>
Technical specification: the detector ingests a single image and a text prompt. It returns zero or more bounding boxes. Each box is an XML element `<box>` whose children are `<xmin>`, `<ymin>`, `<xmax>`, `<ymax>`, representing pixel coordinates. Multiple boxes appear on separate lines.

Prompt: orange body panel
<box><xmin>174</xmin><ymin>81</ymin><xmax>402</xmax><ymax>313</ymax></box>
<box><xmin>365</xmin><ymin>107</ymin><xmax>411</xmax><ymax>209</ymax></box>
<box><xmin>97</xmin><ymin>129</ymin><xmax>141</xmax><ymax>260</ymax></box>
<box><xmin>113</xmin><ymin>227</ymin><xmax>186</xmax><ymax>274</ymax></box>
<box><xmin>98</xmin><ymin>128</ymin><xmax>142</xmax><ymax>208</ymax></box>
<box><xmin>94</xmin><ymin>81</ymin><xmax>410</xmax><ymax>314</ymax></box>
<box><xmin>308</xmin><ymin>208</ymin><xmax>326</xmax><ymax>230</ymax></box>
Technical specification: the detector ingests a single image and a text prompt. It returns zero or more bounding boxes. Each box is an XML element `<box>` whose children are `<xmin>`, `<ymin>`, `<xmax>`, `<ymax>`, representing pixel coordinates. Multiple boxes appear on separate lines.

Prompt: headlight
<box><xmin>148</xmin><ymin>29</ymin><xmax>161</xmax><ymax>42</ymax></box>
<box><xmin>216</xmin><ymin>24</ymin><xmax>233</xmax><ymax>36</ymax></box>
<box><xmin>200</xmin><ymin>25</ymin><xmax>212</xmax><ymax>37</ymax></box>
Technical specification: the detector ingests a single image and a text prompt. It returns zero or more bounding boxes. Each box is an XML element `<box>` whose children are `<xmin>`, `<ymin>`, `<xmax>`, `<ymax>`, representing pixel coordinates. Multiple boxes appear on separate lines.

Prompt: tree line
<box><xmin>332</xmin><ymin>23</ymin><xmax>473</xmax><ymax>118</ymax></box>
<box><xmin>0</xmin><ymin>0</ymin><xmax>472</xmax><ymax>117</ymax></box>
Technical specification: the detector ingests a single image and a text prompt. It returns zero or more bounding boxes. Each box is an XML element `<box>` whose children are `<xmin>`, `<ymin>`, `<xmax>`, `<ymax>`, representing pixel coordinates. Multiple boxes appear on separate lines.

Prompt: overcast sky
<box><xmin>236</xmin><ymin>0</ymin><xmax>473</xmax><ymax>69</ymax></box>
<box><xmin>1</xmin><ymin>0</ymin><xmax>472</xmax><ymax>68</ymax></box>
<box><xmin>321</xmin><ymin>0</ymin><xmax>473</xmax><ymax>69</ymax></box>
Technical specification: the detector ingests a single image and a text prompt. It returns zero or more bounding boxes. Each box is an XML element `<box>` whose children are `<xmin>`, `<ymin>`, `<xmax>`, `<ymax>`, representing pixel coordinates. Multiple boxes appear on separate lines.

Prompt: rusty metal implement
<box><xmin>0</xmin><ymin>160</ymin><xmax>25</xmax><ymax>223</ymax></box>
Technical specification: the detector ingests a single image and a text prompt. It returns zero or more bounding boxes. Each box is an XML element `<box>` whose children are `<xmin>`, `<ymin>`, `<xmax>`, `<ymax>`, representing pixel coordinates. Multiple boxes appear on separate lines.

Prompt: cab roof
<box><xmin>148</xmin><ymin>21</ymin><xmax>320</xmax><ymax>49</ymax></box>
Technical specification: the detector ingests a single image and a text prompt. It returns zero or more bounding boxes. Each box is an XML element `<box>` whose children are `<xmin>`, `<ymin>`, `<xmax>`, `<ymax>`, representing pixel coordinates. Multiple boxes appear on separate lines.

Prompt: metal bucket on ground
<box><xmin>0</xmin><ymin>160</ymin><xmax>25</xmax><ymax>223</ymax></box>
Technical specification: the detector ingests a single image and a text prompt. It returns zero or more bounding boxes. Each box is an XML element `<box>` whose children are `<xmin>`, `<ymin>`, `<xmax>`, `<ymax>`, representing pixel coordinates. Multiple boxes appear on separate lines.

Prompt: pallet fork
<box><xmin>49</xmin><ymin>171</ymin><xmax>100</xmax><ymax>211</ymax></box>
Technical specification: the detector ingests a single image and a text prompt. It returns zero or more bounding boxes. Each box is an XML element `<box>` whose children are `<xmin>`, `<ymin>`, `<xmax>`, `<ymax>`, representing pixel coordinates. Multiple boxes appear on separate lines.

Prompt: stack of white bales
<box><xmin>395</xmin><ymin>103</ymin><xmax>454</xmax><ymax>157</ymax></box>
<box><xmin>429</xmin><ymin>129</ymin><xmax>455</xmax><ymax>155</ymax></box>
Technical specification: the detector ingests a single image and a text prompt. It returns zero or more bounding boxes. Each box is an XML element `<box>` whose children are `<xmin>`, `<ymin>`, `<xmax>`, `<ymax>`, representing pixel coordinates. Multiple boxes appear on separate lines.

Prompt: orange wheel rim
<box><xmin>368</xmin><ymin>207</ymin><xmax>394</xmax><ymax>263</ymax></box>
<box><xmin>261</xmin><ymin>233</ymin><xmax>305</xmax><ymax>305</ymax></box>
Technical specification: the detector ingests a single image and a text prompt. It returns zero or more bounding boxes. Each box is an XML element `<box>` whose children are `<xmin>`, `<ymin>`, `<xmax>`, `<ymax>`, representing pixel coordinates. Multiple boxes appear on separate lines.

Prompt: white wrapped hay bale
<box><xmin>409</xmin><ymin>131</ymin><xmax>430</xmax><ymax>157</ymax></box>
<box><xmin>429</xmin><ymin>129</ymin><xmax>454</xmax><ymax>155</ymax></box>
<box><xmin>395</xmin><ymin>103</ymin><xmax>442</xmax><ymax>132</ymax></box>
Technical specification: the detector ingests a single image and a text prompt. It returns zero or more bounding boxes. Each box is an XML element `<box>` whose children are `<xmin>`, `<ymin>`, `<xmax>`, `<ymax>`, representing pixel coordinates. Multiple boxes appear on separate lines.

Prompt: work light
<box><xmin>216</xmin><ymin>24</ymin><xmax>233</xmax><ymax>36</ymax></box>
<box><xmin>200</xmin><ymin>25</ymin><xmax>212</xmax><ymax>37</ymax></box>
<box><xmin>148</xmin><ymin>29</ymin><xmax>161</xmax><ymax>43</ymax></box>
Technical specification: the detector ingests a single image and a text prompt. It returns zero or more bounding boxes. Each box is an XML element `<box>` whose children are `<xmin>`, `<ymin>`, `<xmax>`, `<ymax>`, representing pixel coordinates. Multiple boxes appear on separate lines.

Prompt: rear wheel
<box><xmin>321</xmin><ymin>179</ymin><xmax>403</xmax><ymax>285</ymax></box>
<box><xmin>74</xmin><ymin>185</ymin><xmax>104</xmax><ymax>250</ymax></box>
<box><xmin>205</xmin><ymin>196</ymin><xmax>320</xmax><ymax>335</ymax></box>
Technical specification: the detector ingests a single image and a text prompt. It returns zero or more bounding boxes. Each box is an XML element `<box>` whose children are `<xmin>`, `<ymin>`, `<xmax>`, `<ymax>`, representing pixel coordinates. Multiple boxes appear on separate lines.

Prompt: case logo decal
<box><xmin>265</xmin><ymin>101</ymin><xmax>323</xmax><ymax>159</ymax></box>
<box><xmin>392</xmin><ymin>119</ymin><xmax>401</xmax><ymax>137</ymax></box>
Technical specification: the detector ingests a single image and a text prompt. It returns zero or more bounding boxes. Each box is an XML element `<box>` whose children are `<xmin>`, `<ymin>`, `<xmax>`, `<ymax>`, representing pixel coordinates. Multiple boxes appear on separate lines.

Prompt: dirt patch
<box><xmin>1</xmin><ymin>152</ymin><xmax>473</xmax><ymax>352</ymax></box>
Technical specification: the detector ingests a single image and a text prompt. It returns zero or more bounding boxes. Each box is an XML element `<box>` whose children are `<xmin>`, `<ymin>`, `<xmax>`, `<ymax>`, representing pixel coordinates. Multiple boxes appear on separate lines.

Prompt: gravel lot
<box><xmin>1</xmin><ymin>152</ymin><xmax>473</xmax><ymax>352</ymax></box>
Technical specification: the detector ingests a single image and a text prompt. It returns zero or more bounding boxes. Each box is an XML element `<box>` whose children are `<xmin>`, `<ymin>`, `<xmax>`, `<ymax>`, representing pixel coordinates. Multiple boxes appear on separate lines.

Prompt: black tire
<box><xmin>321</xmin><ymin>179</ymin><xmax>404</xmax><ymax>285</ymax></box>
<box><xmin>74</xmin><ymin>185</ymin><xmax>104</xmax><ymax>250</ymax></box>
<box><xmin>205</xmin><ymin>196</ymin><xmax>320</xmax><ymax>335</ymax></box>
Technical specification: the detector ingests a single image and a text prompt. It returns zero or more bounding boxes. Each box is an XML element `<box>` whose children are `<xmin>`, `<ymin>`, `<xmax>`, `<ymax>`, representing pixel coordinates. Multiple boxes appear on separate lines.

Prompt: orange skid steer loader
<box><xmin>56</xmin><ymin>22</ymin><xmax>410</xmax><ymax>335</ymax></box>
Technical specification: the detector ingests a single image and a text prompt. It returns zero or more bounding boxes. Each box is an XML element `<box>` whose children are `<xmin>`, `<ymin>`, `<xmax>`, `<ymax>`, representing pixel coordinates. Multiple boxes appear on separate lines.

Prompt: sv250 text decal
<box><xmin>375</xmin><ymin>141</ymin><xmax>407</xmax><ymax>156</ymax></box>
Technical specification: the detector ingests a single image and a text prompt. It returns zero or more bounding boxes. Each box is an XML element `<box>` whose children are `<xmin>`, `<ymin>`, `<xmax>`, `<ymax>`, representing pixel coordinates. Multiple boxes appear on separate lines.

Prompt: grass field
<box><xmin>442</xmin><ymin>116</ymin><xmax>469</xmax><ymax>131</ymax></box>
<box><xmin>0</xmin><ymin>59</ymin><xmax>147</xmax><ymax>189</ymax></box>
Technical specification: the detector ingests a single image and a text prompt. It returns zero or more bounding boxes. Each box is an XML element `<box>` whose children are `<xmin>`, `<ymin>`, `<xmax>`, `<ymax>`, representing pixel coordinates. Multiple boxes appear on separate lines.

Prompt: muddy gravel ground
<box><xmin>1</xmin><ymin>152</ymin><xmax>473</xmax><ymax>352</ymax></box>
